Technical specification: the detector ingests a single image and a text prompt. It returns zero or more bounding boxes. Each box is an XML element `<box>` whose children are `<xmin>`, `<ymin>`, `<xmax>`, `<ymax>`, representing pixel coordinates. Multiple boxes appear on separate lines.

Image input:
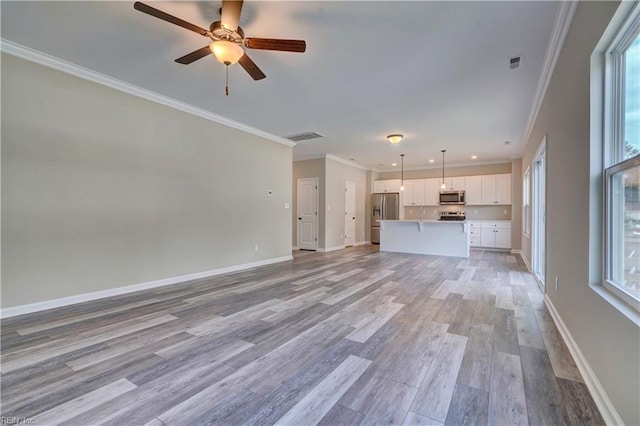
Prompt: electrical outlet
<box><xmin>555</xmin><ymin>276</ymin><xmax>559</xmax><ymax>290</ymax></box>
<box><xmin>474</xmin><ymin>209</ymin><xmax>478</xmax><ymax>214</ymax></box>
<box><xmin>254</xmin><ymin>244</ymin><xmax>259</xmax><ymax>252</ymax></box>
<box><xmin>284</xmin><ymin>202</ymin><xmax>290</xmax><ymax>209</ymax></box>
<box><xmin>503</xmin><ymin>209</ymin><xmax>508</xmax><ymax>215</ymax></box>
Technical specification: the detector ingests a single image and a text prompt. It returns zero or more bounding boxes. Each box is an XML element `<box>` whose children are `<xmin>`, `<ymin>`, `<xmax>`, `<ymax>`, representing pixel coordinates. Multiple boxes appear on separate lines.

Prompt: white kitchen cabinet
<box><xmin>424</xmin><ymin>178</ymin><xmax>441</xmax><ymax>205</ymax></box>
<box><xmin>403</xmin><ymin>179</ymin><xmax>426</xmax><ymax>206</ymax></box>
<box><xmin>374</xmin><ymin>179</ymin><xmax>401</xmax><ymax>193</ymax></box>
<box><xmin>468</xmin><ymin>221</ymin><xmax>482</xmax><ymax>247</ymax></box>
<box><xmin>478</xmin><ymin>221</ymin><xmax>511</xmax><ymax>248</ymax></box>
<box><xmin>465</xmin><ymin>176</ymin><xmax>482</xmax><ymax>205</ymax></box>
<box><xmin>481</xmin><ymin>174</ymin><xmax>512</xmax><ymax>205</ymax></box>
<box><xmin>444</xmin><ymin>176</ymin><xmax>466</xmax><ymax>190</ymax></box>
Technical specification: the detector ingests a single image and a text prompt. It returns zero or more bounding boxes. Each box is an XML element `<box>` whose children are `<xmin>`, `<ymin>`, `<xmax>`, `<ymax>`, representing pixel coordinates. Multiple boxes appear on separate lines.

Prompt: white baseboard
<box><xmin>1</xmin><ymin>255</ymin><xmax>293</xmax><ymax>319</ymax></box>
<box><xmin>354</xmin><ymin>241</ymin><xmax>371</xmax><ymax>246</ymax></box>
<box><xmin>292</xmin><ymin>246</ymin><xmax>299</xmax><ymax>251</ymax></box>
<box><xmin>511</xmin><ymin>249</ymin><xmax>523</xmax><ymax>254</ymax></box>
<box><xmin>544</xmin><ymin>295</ymin><xmax>623</xmax><ymax>426</ymax></box>
<box><xmin>318</xmin><ymin>245</ymin><xmax>345</xmax><ymax>253</ymax></box>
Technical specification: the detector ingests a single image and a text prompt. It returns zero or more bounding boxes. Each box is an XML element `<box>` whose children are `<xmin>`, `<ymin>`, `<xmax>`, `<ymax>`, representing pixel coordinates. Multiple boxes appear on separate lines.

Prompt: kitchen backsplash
<box><xmin>404</xmin><ymin>205</ymin><xmax>512</xmax><ymax>220</ymax></box>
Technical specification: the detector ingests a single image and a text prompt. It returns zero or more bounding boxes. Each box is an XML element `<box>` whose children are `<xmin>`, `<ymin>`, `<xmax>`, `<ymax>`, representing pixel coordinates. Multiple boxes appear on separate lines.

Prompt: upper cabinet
<box><xmin>481</xmin><ymin>174</ymin><xmax>512</xmax><ymax>205</ymax></box>
<box><xmin>446</xmin><ymin>176</ymin><xmax>466</xmax><ymax>191</ymax></box>
<box><xmin>375</xmin><ymin>173</ymin><xmax>511</xmax><ymax>206</ymax></box>
<box><xmin>465</xmin><ymin>176</ymin><xmax>482</xmax><ymax>205</ymax></box>
<box><xmin>425</xmin><ymin>178</ymin><xmax>440</xmax><ymax>205</ymax></box>
<box><xmin>374</xmin><ymin>179</ymin><xmax>401</xmax><ymax>193</ymax></box>
<box><xmin>403</xmin><ymin>179</ymin><xmax>426</xmax><ymax>206</ymax></box>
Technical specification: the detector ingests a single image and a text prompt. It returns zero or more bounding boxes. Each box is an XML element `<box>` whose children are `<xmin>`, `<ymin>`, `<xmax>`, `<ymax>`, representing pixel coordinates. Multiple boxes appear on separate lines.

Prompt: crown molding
<box><xmin>324</xmin><ymin>154</ymin><xmax>368</xmax><ymax>171</ymax></box>
<box><xmin>378</xmin><ymin>159</ymin><xmax>512</xmax><ymax>173</ymax></box>
<box><xmin>0</xmin><ymin>39</ymin><xmax>295</xmax><ymax>148</ymax></box>
<box><xmin>519</xmin><ymin>1</ymin><xmax>578</xmax><ymax>156</ymax></box>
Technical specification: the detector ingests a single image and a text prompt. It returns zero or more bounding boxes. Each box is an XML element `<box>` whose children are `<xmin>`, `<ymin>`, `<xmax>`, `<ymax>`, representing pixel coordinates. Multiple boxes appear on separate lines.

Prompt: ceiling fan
<box><xmin>133</xmin><ymin>1</ymin><xmax>306</xmax><ymax>95</ymax></box>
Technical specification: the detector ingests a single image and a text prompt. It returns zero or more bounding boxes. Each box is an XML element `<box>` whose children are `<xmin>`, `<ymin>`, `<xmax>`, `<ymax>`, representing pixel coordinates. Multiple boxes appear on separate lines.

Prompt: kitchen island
<box><xmin>379</xmin><ymin>220</ymin><xmax>469</xmax><ymax>258</ymax></box>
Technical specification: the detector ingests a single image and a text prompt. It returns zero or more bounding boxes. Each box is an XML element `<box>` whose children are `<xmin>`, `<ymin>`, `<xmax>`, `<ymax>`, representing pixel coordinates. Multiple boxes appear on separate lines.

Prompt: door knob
<box><xmin>298</xmin><ymin>217</ymin><xmax>302</xmax><ymax>220</ymax></box>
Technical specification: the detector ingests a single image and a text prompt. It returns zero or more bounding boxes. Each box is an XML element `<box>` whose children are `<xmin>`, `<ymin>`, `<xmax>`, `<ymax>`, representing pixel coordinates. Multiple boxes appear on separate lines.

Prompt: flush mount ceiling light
<box><xmin>471</xmin><ymin>155</ymin><xmax>478</xmax><ymax>159</ymax></box>
<box><xmin>387</xmin><ymin>134</ymin><xmax>403</xmax><ymax>144</ymax></box>
<box><xmin>392</xmin><ymin>163</ymin><xmax>397</xmax><ymax>167</ymax></box>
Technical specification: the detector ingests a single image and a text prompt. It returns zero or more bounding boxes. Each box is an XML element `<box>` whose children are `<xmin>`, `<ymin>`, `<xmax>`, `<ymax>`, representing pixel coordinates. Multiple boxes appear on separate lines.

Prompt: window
<box><xmin>604</xmin><ymin>4</ymin><xmax>640</xmax><ymax>310</ymax></box>
<box><xmin>523</xmin><ymin>167</ymin><xmax>531</xmax><ymax>237</ymax></box>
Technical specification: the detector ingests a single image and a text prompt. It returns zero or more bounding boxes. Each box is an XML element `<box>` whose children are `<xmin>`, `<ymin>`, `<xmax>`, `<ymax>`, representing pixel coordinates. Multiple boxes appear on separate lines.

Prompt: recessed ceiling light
<box><xmin>429</xmin><ymin>159</ymin><xmax>434</xmax><ymax>163</ymax></box>
<box><xmin>392</xmin><ymin>163</ymin><xmax>397</xmax><ymax>167</ymax></box>
<box><xmin>471</xmin><ymin>155</ymin><xmax>477</xmax><ymax>159</ymax></box>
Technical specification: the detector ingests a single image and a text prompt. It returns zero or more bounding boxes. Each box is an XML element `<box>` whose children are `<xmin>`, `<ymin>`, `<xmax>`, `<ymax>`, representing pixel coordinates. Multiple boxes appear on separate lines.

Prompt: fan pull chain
<box><xmin>225</xmin><ymin>65</ymin><xmax>229</xmax><ymax>96</ymax></box>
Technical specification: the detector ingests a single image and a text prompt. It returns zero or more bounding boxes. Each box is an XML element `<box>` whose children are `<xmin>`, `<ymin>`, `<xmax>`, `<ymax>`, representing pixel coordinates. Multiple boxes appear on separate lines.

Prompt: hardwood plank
<box><xmin>520</xmin><ymin>345</ymin><xmax>566</xmax><ymax>426</ymax></box>
<box><xmin>488</xmin><ymin>351</ymin><xmax>528</xmax><ymax>426</ymax></box>
<box><xmin>32</xmin><ymin>378</ymin><xmax>136</xmax><ymax>424</ymax></box>
<box><xmin>492</xmin><ymin>308</ymin><xmax>519</xmax><ymax>355</ymax></box>
<box><xmin>274</xmin><ymin>355</ymin><xmax>372</xmax><ymax>425</ymax></box>
<box><xmin>339</xmin><ymin>371</ymin><xmax>418</xmax><ymax>425</ymax></box>
<box><xmin>318</xmin><ymin>404</ymin><xmax>365</xmax><ymax>426</ymax></box>
<box><xmin>514</xmin><ymin>305</ymin><xmax>545</xmax><ymax>350</ymax></box>
<box><xmin>411</xmin><ymin>333</ymin><xmax>468</xmax><ymax>422</ymax></box>
<box><xmin>322</xmin><ymin>270</ymin><xmax>394</xmax><ymax>305</ymax></box>
<box><xmin>556</xmin><ymin>377</ymin><xmax>605</xmax><ymax>425</ymax></box>
<box><xmin>432</xmin><ymin>293</ymin><xmax>463</xmax><ymax>324</ymax></box>
<box><xmin>444</xmin><ymin>383</ymin><xmax>489</xmax><ymax>426</ymax></box>
<box><xmin>403</xmin><ymin>411</ymin><xmax>444</xmax><ymax>426</ymax></box>
<box><xmin>534</xmin><ymin>309</ymin><xmax>583</xmax><ymax>382</ymax></box>
<box><xmin>447</xmin><ymin>299</ymin><xmax>476</xmax><ymax>336</ymax></box>
<box><xmin>456</xmin><ymin>325</ymin><xmax>493</xmax><ymax>391</ymax></box>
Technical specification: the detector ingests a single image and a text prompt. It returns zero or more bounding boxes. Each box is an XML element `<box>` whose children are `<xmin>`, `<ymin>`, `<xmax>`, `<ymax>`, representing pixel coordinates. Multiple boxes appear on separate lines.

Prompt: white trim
<box><xmin>0</xmin><ymin>255</ymin><xmax>293</xmax><ymax>319</ymax></box>
<box><xmin>325</xmin><ymin>154</ymin><xmax>368</xmax><ymax>171</ymax></box>
<box><xmin>544</xmin><ymin>295</ymin><xmax>624</xmax><ymax>426</ymax></box>
<box><xmin>0</xmin><ymin>39</ymin><xmax>295</xmax><ymax>149</ymax></box>
<box><xmin>380</xmin><ymin>160</ymin><xmax>512</xmax><ymax>173</ymax></box>
<box><xmin>510</xmin><ymin>249</ymin><xmax>523</xmax><ymax>255</ymax></box>
<box><xmin>520</xmin><ymin>1</ymin><xmax>578</xmax><ymax>156</ymax></box>
<box><xmin>292</xmin><ymin>246</ymin><xmax>299</xmax><ymax>251</ymax></box>
<box><xmin>355</xmin><ymin>241</ymin><xmax>371</xmax><ymax>246</ymax></box>
<box><xmin>318</xmin><ymin>245</ymin><xmax>346</xmax><ymax>253</ymax></box>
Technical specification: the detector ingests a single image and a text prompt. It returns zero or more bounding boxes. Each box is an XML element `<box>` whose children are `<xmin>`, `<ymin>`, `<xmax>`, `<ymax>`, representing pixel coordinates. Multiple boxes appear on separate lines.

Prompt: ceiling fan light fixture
<box><xmin>387</xmin><ymin>134</ymin><xmax>403</xmax><ymax>144</ymax></box>
<box><xmin>210</xmin><ymin>40</ymin><xmax>244</xmax><ymax>65</ymax></box>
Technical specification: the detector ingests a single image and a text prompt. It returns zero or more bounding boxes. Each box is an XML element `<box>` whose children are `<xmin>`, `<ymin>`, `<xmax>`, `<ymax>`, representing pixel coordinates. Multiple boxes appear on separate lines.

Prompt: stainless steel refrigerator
<box><xmin>371</xmin><ymin>192</ymin><xmax>399</xmax><ymax>244</ymax></box>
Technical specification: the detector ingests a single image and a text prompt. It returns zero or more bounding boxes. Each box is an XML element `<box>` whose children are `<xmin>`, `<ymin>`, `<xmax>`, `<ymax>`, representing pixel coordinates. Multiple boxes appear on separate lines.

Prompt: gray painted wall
<box><xmin>324</xmin><ymin>158</ymin><xmax>367</xmax><ymax>248</ymax></box>
<box><xmin>292</xmin><ymin>158</ymin><xmax>367</xmax><ymax>249</ymax></box>
<box><xmin>2</xmin><ymin>54</ymin><xmax>293</xmax><ymax>308</ymax></box>
<box><xmin>520</xmin><ymin>2</ymin><xmax>639</xmax><ymax>424</ymax></box>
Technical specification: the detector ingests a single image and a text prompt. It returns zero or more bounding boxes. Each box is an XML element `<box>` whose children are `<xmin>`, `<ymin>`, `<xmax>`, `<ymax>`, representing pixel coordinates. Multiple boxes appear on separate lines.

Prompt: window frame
<box><xmin>523</xmin><ymin>166</ymin><xmax>531</xmax><ymax>238</ymax></box>
<box><xmin>602</xmin><ymin>3</ymin><xmax>640</xmax><ymax>313</ymax></box>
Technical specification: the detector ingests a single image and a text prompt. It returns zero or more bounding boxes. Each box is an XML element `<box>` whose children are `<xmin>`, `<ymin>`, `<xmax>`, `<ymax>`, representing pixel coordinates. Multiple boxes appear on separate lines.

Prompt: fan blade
<box><xmin>175</xmin><ymin>46</ymin><xmax>212</xmax><ymax>64</ymax></box>
<box><xmin>221</xmin><ymin>0</ymin><xmax>243</xmax><ymax>32</ymax></box>
<box><xmin>134</xmin><ymin>2</ymin><xmax>209</xmax><ymax>36</ymax></box>
<box><xmin>238</xmin><ymin>54</ymin><xmax>266</xmax><ymax>80</ymax></box>
<box><xmin>245</xmin><ymin>38</ymin><xmax>306</xmax><ymax>53</ymax></box>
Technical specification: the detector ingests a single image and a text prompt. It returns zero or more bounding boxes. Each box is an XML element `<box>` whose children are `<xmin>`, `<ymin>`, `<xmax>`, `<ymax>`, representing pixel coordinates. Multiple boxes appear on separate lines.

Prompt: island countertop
<box><xmin>379</xmin><ymin>219</ymin><xmax>469</xmax><ymax>257</ymax></box>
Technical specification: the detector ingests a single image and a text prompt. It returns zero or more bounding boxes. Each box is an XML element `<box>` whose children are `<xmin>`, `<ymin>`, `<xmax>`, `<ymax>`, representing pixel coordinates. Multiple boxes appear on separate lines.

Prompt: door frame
<box><xmin>296</xmin><ymin>177</ymin><xmax>319</xmax><ymax>251</ymax></box>
<box><xmin>532</xmin><ymin>136</ymin><xmax>547</xmax><ymax>291</ymax></box>
<box><xmin>344</xmin><ymin>180</ymin><xmax>356</xmax><ymax>247</ymax></box>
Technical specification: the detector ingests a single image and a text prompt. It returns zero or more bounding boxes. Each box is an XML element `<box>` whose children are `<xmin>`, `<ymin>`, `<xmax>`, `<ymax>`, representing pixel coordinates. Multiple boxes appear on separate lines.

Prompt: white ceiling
<box><xmin>1</xmin><ymin>1</ymin><xmax>560</xmax><ymax>171</ymax></box>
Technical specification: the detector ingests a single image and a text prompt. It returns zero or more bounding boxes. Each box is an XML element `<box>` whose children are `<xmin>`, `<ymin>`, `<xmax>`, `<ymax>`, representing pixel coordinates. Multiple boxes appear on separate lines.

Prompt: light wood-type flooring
<box><xmin>1</xmin><ymin>246</ymin><xmax>604</xmax><ymax>425</ymax></box>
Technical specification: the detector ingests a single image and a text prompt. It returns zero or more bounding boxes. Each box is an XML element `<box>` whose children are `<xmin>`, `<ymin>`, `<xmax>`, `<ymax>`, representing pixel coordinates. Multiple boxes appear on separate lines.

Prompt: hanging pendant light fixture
<box><xmin>400</xmin><ymin>154</ymin><xmax>405</xmax><ymax>191</ymax></box>
<box><xmin>441</xmin><ymin>149</ymin><xmax>447</xmax><ymax>190</ymax></box>
<box><xmin>387</xmin><ymin>134</ymin><xmax>403</xmax><ymax>144</ymax></box>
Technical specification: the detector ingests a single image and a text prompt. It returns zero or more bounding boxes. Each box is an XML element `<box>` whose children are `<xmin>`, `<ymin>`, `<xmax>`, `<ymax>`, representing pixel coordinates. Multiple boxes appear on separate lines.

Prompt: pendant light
<box><xmin>441</xmin><ymin>149</ymin><xmax>447</xmax><ymax>190</ymax></box>
<box><xmin>387</xmin><ymin>134</ymin><xmax>403</xmax><ymax>144</ymax></box>
<box><xmin>400</xmin><ymin>154</ymin><xmax>405</xmax><ymax>191</ymax></box>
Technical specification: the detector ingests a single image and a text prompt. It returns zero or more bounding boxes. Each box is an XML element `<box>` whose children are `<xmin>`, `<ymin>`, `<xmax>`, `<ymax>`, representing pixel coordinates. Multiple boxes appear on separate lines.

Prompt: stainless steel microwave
<box><xmin>439</xmin><ymin>190</ymin><xmax>466</xmax><ymax>205</ymax></box>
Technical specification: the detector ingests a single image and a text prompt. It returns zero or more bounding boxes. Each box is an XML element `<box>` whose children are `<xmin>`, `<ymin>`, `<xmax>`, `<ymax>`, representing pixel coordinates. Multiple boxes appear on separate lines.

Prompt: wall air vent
<box><xmin>509</xmin><ymin>56</ymin><xmax>521</xmax><ymax>69</ymax></box>
<box><xmin>285</xmin><ymin>131</ymin><xmax>325</xmax><ymax>142</ymax></box>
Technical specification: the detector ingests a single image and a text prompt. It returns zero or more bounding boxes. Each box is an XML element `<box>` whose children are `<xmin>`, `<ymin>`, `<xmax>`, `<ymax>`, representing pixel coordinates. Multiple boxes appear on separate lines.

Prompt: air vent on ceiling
<box><xmin>509</xmin><ymin>56</ymin><xmax>521</xmax><ymax>69</ymax></box>
<box><xmin>285</xmin><ymin>131</ymin><xmax>325</xmax><ymax>142</ymax></box>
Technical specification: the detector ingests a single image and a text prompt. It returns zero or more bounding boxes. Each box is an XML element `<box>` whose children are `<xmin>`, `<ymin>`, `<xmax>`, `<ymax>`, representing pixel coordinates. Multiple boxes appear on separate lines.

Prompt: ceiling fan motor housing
<box><xmin>209</xmin><ymin>21</ymin><xmax>245</xmax><ymax>43</ymax></box>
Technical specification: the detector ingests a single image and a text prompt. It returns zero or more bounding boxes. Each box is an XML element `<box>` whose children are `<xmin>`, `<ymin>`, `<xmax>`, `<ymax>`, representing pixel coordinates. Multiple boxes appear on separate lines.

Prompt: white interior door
<box><xmin>297</xmin><ymin>177</ymin><xmax>318</xmax><ymax>250</ymax></box>
<box><xmin>532</xmin><ymin>141</ymin><xmax>546</xmax><ymax>290</ymax></box>
<box><xmin>345</xmin><ymin>181</ymin><xmax>356</xmax><ymax>246</ymax></box>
